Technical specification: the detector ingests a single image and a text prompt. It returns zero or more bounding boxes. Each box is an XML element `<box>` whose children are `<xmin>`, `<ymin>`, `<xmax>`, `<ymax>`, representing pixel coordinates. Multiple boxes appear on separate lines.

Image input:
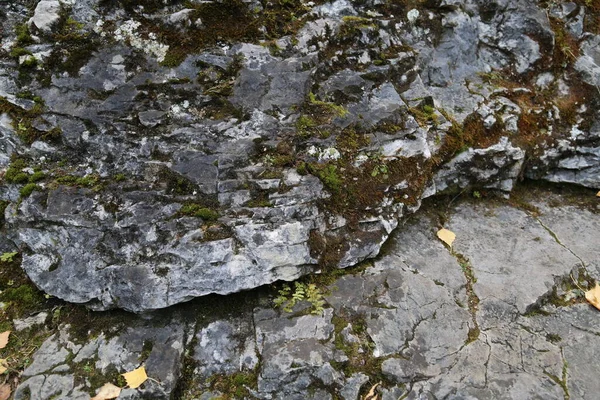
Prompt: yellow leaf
<box><xmin>122</xmin><ymin>366</ymin><xmax>148</xmax><ymax>389</ymax></box>
<box><xmin>90</xmin><ymin>383</ymin><xmax>122</xmax><ymax>400</ymax></box>
<box><xmin>0</xmin><ymin>332</ymin><xmax>10</xmax><ymax>349</ymax></box>
<box><xmin>0</xmin><ymin>384</ymin><xmax>10</xmax><ymax>400</ymax></box>
<box><xmin>437</xmin><ymin>228</ymin><xmax>456</xmax><ymax>248</ymax></box>
<box><xmin>585</xmin><ymin>283</ymin><xmax>600</xmax><ymax>311</ymax></box>
<box><xmin>0</xmin><ymin>359</ymin><xmax>7</xmax><ymax>374</ymax></box>
<box><xmin>596</xmin><ymin>191</ymin><xmax>600</xmax><ymax>197</ymax></box>
<box><xmin>363</xmin><ymin>382</ymin><xmax>380</xmax><ymax>400</ymax></box>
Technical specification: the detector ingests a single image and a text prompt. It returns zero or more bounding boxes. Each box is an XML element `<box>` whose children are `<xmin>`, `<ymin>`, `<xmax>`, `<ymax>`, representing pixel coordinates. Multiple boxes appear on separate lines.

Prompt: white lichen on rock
<box><xmin>113</xmin><ymin>20</ymin><xmax>169</xmax><ymax>62</ymax></box>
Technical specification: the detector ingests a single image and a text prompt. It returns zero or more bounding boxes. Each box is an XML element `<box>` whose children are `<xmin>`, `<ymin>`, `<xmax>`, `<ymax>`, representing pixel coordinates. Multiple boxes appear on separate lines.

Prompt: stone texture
<box><xmin>15</xmin><ymin>315</ymin><xmax>187</xmax><ymax>400</ymax></box>
<box><xmin>0</xmin><ymin>0</ymin><xmax>598</xmax><ymax>316</ymax></box>
<box><xmin>15</xmin><ymin>193</ymin><xmax>600</xmax><ymax>399</ymax></box>
<box><xmin>28</xmin><ymin>0</ymin><xmax>62</xmax><ymax>34</ymax></box>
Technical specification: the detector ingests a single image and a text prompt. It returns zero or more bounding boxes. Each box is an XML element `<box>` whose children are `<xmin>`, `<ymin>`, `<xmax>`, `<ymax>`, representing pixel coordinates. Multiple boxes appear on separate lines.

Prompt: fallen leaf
<box><xmin>437</xmin><ymin>228</ymin><xmax>456</xmax><ymax>248</ymax></box>
<box><xmin>363</xmin><ymin>382</ymin><xmax>380</xmax><ymax>400</ymax></box>
<box><xmin>0</xmin><ymin>359</ymin><xmax>7</xmax><ymax>374</ymax></box>
<box><xmin>585</xmin><ymin>283</ymin><xmax>600</xmax><ymax>311</ymax></box>
<box><xmin>597</xmin><ymin>191</ymin><xmax>600</xmax><ymax>197</ymax></box>
<box><xmin>0</xmin><ymin>332</ymin><xmax>10</xmax><ymax>349</ymax></box>
<box><xmin>90</xmin><ymin>383</ymin><xmax>122</xmax><ymax>400</ymax></box>
<box><xmin>0</xmin><ymin>384</ymin><xmax>10</xmax><ymax>400</ymax></box>
<box><xmin>122</xmin><ymin>366</ymin><xmax>147</xmax><ymax>389</ymax></box>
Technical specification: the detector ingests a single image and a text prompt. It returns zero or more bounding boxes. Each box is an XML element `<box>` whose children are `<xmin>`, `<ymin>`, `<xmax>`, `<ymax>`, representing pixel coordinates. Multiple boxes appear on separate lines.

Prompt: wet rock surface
<box><xmin>9</xmin><ymin>187</ymin><xmax>600</xmax><ymax>399</ymax></box>
<box><xmin>0</xmin><ymin>0</ymin><xmax>599</xmax><ymax>312</ymax></box>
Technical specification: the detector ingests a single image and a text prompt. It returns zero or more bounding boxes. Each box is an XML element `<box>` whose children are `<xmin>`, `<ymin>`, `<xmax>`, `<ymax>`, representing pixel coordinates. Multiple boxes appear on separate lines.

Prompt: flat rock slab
<box><xmin>14</xmin><ymin>192</ymin><xmax>600</xmax><ymax>399</ymax></box>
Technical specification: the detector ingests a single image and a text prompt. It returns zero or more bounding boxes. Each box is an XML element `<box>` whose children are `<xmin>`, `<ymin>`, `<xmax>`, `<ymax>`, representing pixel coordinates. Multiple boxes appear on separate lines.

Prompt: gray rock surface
<box><xmin>28</xmin><ymin>0</ymin><xmax>62</xmax><ymax>34</ymax></box>
<box><xmin>0</xmin><ymin>0</ymin><xmax>598</xmax><ymax>314</ymax></box>
<box><xmin>13</xmin><ymin>191</ymin><xmax>600</xmax><ymax>399</ymax></box>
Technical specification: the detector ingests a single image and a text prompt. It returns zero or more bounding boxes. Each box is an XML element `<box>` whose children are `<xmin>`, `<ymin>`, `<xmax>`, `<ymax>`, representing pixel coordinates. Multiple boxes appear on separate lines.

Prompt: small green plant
<box><xmin>312</xmin><ymin>164</ymin><xmax>343</xmax><ymax>193</ymax></box>
<box><xmin>274</xmin><ymin>282</ymin><xmax>326</xmax><ymax>315</ymax></box>
<box><xmin>308</xmin><ymin>92</ymin><xmax>348</xmax><ymax>118</ymax></box>
<box><xmin>371</xmin><ymin>163</ymin><xmax>389</xmax><ymax>179</ymax></box>
<box><xmin>472</xmin><ymin>191</ymin><xmax>481</xmax><ymax>199</ymax></box>
<box><xmin>113</xmin><ymin>173</ymin><xmax>126</xmax><ymax>182</ymax></box>
<box><xmin>296</xmin><ymin>114</ymin><xmax>317</xmax><ymax>138</ymax></box>
<box><xmin>179</xmin><ymin>203</ymin><xmax>220</xmax><ymax>221</ymax></box>
<box><xmin>20</xmin><ymin>183</ymin><xmax>40</xmax><ymax>198</ymax></box>
<box><xmin>0</xmin><ymin>252</ymin><xmax>18</xmax><ymax>263</ymax></box>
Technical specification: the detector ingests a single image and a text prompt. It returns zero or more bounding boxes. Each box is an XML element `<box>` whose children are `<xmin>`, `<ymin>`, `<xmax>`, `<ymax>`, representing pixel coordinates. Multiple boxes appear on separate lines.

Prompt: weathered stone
<box><xmin>0</xmin><ymin>0</ymin><xmax>598</xmax><ymax>319</ymax></box>
<box><xmin>16</xmin><ymin>316</ymin><xmax>187</xmax><ymax>399</ymax></box>
<box><xmin>14</xmin><ymin>194</ymin><xmax>600</xmax><ymax>399</ymax></box>
<box><xmin>28</xmin><ymin>0</ymin><xmax>61</xmax><ymax>34</ymax></box>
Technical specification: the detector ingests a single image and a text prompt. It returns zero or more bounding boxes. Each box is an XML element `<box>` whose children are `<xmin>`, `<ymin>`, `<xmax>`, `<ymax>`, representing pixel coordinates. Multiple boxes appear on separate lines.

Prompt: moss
<box><xmin>338</xmin><ymin>16</ymin><xmax>376</xmax><ymax>40</ymax></box>
<box><xmin>546</xmin><ymin>333</ymin><xmax>562</xmax><ymax>343</ymax></box>
<box><xmin>179</xmin><ymin>203</ymin><xmax>220</xmax><ymax>221</ymax></box>
<box><xmin>0</xmin><ymin>285</ymin><xmax>45</xmax><ymax>314</ymax></box>
<box><xmin>308</xmin><ymin>92</ymin><xmax>348</xmax><ymax>118</ymax></box>
<box><xmin>158</xmin><ymin>168</ymin><xmax>198</xmax><ymax>195</ymax></box>
<box><xmin>15</xmin><ymin>23</ymin><xmax>33</xmax><ymax>46</ymax></box>
<box><xmin>140</xmin><ymin>340</ymin><xmax>154</xmax><ymax>363</ymax></box>
<box><xmin>4</xmin><ymin>158</ymin><xmax>30</xmax><ymax>184</ymax></box>
<box><xmin>29</xmin><ymin>171</ymin><xmax>46</xmax><ymax>183</ymax></box>
<box><xmin>245</xmin><ymin>197</ymin><xmax>273</xmax><ymax>208</ymax></box>
<box><xmin>75</xmin><ymin>175</ymin><xmax>100</xmax><ymax>187</ymax></box>
<box><xmin>0</xmin><ymin>97</ymin><xmax>56</xmax><ymax>145</ymax></box>
<box><xmin>549</xmin><ymin>17</ymin><xmax>580</xmax><ymax>68</ymax></box>
<box><xmin>19</xmin><ymin>183</ymin><xmax>40</xmax><ymax>198</ymax></box>
<box><xmin>296</xmin><ymin>114</ymin><xmax>317</xmax><ymax>138</ymax></box>
<box><xmin>9</xmin><ymin>47</ymin><xmax>32</xmax><ymax>58</ymax></box>
<box><xmin>113</xmin><ymin>173</ymin><xmax>126</xmax><ymax>182</ymax></box>
<box><xmin>208</xmin><ymin>370</ymin><xmax>259</xmax><ymax>398</ymax></box>
<box><xmin>0</xmin><ymin>200</ymin><xmax>8</xmax><ymax>228</ymax></box>
<box><xmin>336</xmin><ymin>127</ymin><xmax>370</xmax><ymax>153</ymax></box>
<box><xmin>54</xmin><ymin>174</ymin><xmax>100</xmax><ymax>188</ymax></box>
<box><xmin>296</xmin><ymin>161</ymin><xmax>308</xmax><ymax>175</ymax></box>
<box><xmin>38</xmin><ymin>15</ymin><xmax>99</xmax><ymax>80</ymax></box>
<box><xmin>74</xmin><ymin>362</ymin><xmax>127</xmax><ymax>393</ymax></box>
<box><xmin>155</xmin><ymin>0</ymin><xmax>316</xmax><ymax>67</ymax></box>
<box><xmin>309</xmin><ymin>163</ymin><xmax>343</xmax><ymax>193</ymax></box>
<box><xmin>452</xmin><ymin>252</ymin><xmax>481</xmax><ymax>344</ymax></box>
<box><xmin>20</xmin><ymin>56</ymin><xmax>38</xmax><ymax>69</ymax></box>
<box><xmin>409</xmin><ymin>104</ymin><xmax>438</xmax><ymax>127</ymax></box>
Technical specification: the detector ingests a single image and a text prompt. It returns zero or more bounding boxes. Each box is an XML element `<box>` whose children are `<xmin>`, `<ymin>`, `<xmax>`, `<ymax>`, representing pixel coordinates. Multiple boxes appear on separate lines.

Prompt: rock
<box><xmin>339</xmin><ymin>373</ymin><xmax>369</xmax><ymax>400</ymax></box>
<box><xmin>13</xmin><ymin>194</ymin><xmax>600</xmax><ymax>399</ymax></box>
<box><xmin>526</xmin><ymin>118</ymin><xmax>600</xmax><ymax>189</ymax></box>
<box><xmin>448</xmin><ymin>203</ymin><xmax>580</xmax><ymax>315</ymax></box>
<box><xmin>575</xmin><ymin>35</ymin><xmax>600</xmax><ymax>87</ymax></box>
<box><xmin>427</xmin><ymin>137</ymin><xmax>526</xmax><ymax>195</ymax></box>
<box><xmin>0</xmin><ymin>0</ymin><xmax>598</xmax><ymax>315</ymax></box>
<box><xmin>137</xmin><ymin>110</ymin><xmax>166</xmax><ymax>128</ymax></box>
<box><xmin>15</xmin><ymin>316</ymin><xmax>187</xmax><ymax>400</ymax></box>
<box><xmin>28</xmin><ymin>1</ymin><xmax>62</xmax><ymax>34</ymax></box>
<box><xmin>13</xmin><ymin>312</ymin><xmax>48</xmax><ymax>331</ymax></box>
<box><xmin>193</xmin><ymin>318</ymin><xmax>258</xmax><ymax>376</ymax></box>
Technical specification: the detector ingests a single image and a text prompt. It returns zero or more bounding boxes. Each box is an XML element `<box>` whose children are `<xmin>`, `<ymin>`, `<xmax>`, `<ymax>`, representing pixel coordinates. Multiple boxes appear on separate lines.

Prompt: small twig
<box><xmin>570</xmin><ymin>273</ymin><xmax>586</xmax><ymax>292</ymax></box>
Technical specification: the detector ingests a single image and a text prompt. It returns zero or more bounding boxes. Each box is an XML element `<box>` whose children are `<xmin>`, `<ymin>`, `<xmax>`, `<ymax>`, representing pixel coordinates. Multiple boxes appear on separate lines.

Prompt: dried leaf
<box><xmin>90</xmin><ymin>383</ymin><xmax>122</xmax><ymax>400</ymax></box>
<box><xmin>597</xmin><ymin>191</ymin><xmax>600</xmax><ymax>197</ymax></box>
<box><xmin>0</xmin><ymin>359</ymin><xmax>7</xmax><ymax>374</ymax></box>
<box><xmin>0</xmin><ymin>384</ymin><xmax>10</xmax><ymax>400</ymax></box>
<box><xmin>437</xmin><ymin>228</ymin><xmax>456</xmax><ymax>248</ymax></box>
<box><xmin>585</xmin><ymin>283</ymin><xmax>600</xmax><ymax>310</ymax></box>
<box><xmin>0</xmin><ymin>332</ymin><xmax>10</xmax><ymax>349</ymax></box>
<box><xmin>122</xmin><ymin>366</ymin><xmax>147</xmax><ymax>389</ymax></box>
<box><xmin>363</xmin><ymin>382</ymin><xmax>380</xmax><ymax>400</ymax></box>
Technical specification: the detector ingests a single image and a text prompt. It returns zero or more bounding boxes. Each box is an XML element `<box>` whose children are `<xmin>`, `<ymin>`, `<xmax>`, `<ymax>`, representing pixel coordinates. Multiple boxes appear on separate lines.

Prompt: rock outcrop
<box><xmin>12</xmin><ymin>189</ymin><xmax>600</xmax><ymax>399</ymax></box>
<box><xmin>0</xmin><ymin>0</ymin><xmax>598</xmax><ymax>312</ymax></box>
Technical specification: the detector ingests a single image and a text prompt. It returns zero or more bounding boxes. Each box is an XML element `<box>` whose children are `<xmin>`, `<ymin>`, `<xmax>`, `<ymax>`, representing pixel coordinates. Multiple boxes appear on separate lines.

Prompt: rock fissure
<box><xmin>533</xmin><ymin>214</ymin><xmax>588</xmax><ymax>269</ymax></box>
